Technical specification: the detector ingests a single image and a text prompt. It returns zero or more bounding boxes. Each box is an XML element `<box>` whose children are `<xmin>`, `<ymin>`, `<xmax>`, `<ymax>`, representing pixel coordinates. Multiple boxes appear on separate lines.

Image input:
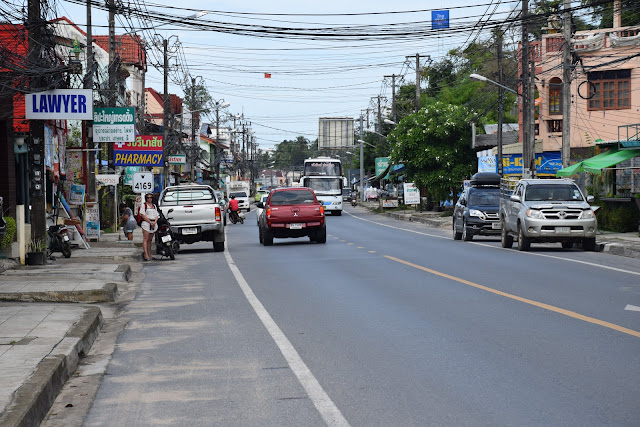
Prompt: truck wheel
<box><xmin>315</xmin><ymin>225</ymin><xmax>327</xmax><ymax>243</ymax></box>
<box><xmin>501</xmin><ymin>224</ymin><xmax>513</xmax><ymax>248</ymax></box>
<box><xmin>453</xmin><ymin>221</ymin><xmax>462</xmax><ymax>240</ymax></box>
<box><xmin>583</xmin><ymin>237</ymin><xmax>596</xmax><ymax>251</ymax></box>
<box><xmin>213</xmin><ymin>241</ymin><xmax>225</xmax><ymax>252</ymax></box>
<box><xmin>263</xmin><ymin>229</ymin><xmax>274</xmax><ymax>246</ymax></box>
<box><xmin>517</xmin><ymin>224</ymin><xmax>530</xmax><ymax>251</ymax></box>
<box><xmin>462</xmin><ymin>220</ymin><xmax>473</xmax><ymax>241</ymax></box>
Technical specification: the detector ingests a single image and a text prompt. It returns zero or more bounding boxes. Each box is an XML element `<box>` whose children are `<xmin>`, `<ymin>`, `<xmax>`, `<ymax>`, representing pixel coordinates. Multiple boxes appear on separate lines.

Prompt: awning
<box><xmin>556</xmin><ymin>148</ymin><xmax>640</xmax><ymax>177</ymax></box>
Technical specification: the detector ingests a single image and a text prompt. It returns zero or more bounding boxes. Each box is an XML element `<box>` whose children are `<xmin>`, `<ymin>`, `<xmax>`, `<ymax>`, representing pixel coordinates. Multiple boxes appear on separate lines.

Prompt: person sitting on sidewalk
<box><xmin>119</xmin><ymin>203</ymin><xmax>137</xmax><ymax>241</ymax></box>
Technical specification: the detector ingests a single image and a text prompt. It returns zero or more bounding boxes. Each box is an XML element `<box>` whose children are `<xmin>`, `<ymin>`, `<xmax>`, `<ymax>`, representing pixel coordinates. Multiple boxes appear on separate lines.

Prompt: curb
<box><xmin>601</xmin><ymin>243</ymin><xmax>640</xmax><ymax>259</ymax></box>
<box><xmin>0</xmin><ymin>307</ymin><xmax>103</xmax><ymax>427</ymax></box>
<box><xmin>0</xmin><ymin>283</ymin><xmax>118</xmax><ymax>303</ymax></box>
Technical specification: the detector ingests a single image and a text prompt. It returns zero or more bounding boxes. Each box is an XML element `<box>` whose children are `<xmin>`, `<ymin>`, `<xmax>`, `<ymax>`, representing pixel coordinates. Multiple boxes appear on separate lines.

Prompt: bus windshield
<box><xmin>304</xmin><ymin>177</ymin><xmax>342</xmax><ymax>194</ymax></box>
<box><xmin>303</xmin><ymin>161</ymin><xmax>341</xmax><ymax>176</ymax></box>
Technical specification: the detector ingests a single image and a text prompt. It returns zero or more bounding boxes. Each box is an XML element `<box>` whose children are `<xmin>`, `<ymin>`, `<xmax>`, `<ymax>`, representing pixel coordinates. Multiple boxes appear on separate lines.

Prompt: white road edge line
<box><xmin>625</xmin><ymin>304</ymin><xmax>640</xmax><ymax>312</ymax></box>
<box><xmin>224</xmin><ymin>240</ymin><xmax>349</xmax><ymax>427</ymax></box>
<box><xmin>345</xmin><ymin>210</ymin><xmax>640</xmax><ymax>277</ymax></box>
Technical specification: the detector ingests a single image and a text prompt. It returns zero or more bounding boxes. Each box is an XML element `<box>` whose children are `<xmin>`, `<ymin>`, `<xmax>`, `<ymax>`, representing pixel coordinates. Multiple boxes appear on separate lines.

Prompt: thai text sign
<box><xmin>26</xmin><ymin>89</ymin><xmax>93</xmax><ymax>120</ymax></box>
<box><xmin>432</xmin><ymin>11</ymin><xmax>450</xmax><ymax>29</ymax></box>
<box><xmin>375</xmin><ymin>157</ymin><xmax>390</xmax><ymax>179</ymax></box>
<box><xmin>403</xmin><ymin>183</ymin><xmax>420</xmax><ymax>205</ymax></box>
<box><xmin>502</xmin><ymin>152</ymin><xmax>561</xmax><ymax>176</ymax></box>
<box><xmin>167</xmin><ymin>154</ymin><xmax>186</xmax><ymax>165</ymax></box>
<box><xmin>93</xmin><ymin>107</ymin><xmax>136</xmax><ymax>143</ymax></box>
<box><xmin>114</xmin><ymin>135</ymin><xmax>164</xmax><ymax>167</ymax></box>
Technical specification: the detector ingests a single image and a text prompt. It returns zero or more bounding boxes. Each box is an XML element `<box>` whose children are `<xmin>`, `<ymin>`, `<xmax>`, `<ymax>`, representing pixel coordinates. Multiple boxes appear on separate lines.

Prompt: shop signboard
<box><xmin>478</xmin><ymin>155</ymin><xmax>497</xmax><ymax>173</ymax></box>
<box><xmin>25</xmin><ymin>89</ymin><xmax>93</xmax><ymax>120</ymax></box>
<box><xmin>375</xmin><ymin>157</ymin><xmax>390</xmax><ymax>179</ymax></box>
<box><xmin>114</xmin><ymin>135</ymin><xmax>164</xmax><ymax>167</ymax></box>
<box><xmin>95</xmin><ymin>174</ymin><xmax>120</xmax><ymax>186</ymax></box>
<box><xmin>93</xmin><ymin>107</ymin><xmax>136</xmax><ymax>143</ymax></box>
<box><xmin>85</xmin><ymin>205</ymin><xmax>100</xmax><ymax>240</ymax></box>
<box><xmin>167</xmin><ymin>154</ymin><xmax>186</xmax><ymax>165</ymax></box>
<box><xmin>69</xmin><ymin>184</ymin><xmax>86</xmax><ymax>205</ymax></box>
<box><xmin>123</xmin><ymin>167</ymin><xmax>140</xmax><ymax>185</ymax></box>
<box><xmin>403</xmin><ymin>183</ymin><xmax>420</xmax><ymax>205</ymax></box>
<box><xmin>503</xmin><ymin>152</ymin><xmax>561</xmax><ymax>176</ymax></box>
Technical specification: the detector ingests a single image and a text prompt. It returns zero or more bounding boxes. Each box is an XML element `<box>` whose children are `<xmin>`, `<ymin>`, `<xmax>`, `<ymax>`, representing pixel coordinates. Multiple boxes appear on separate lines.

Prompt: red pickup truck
<box><xmin>257</xmin><ymin>187</ymin><xmax>326</xmax><ymax>246</ymax></box>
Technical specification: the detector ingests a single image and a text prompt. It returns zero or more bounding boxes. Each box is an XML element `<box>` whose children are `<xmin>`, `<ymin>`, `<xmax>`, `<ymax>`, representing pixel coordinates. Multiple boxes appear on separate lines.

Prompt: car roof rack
<box><xmin>470</xmin><ymin>172</ymin><xmax>500</xmax><ymax>187</ymax></box>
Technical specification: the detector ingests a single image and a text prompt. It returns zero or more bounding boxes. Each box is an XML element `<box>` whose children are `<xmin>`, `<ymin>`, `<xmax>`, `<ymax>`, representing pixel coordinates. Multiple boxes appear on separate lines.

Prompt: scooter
<box><xmin>351</xmin><ymin>197</ymin><xmax>358</xmax><ymax>207</ymax></box>
<box><xmin>229</xmin><ymin>209</ymin><xmax>244</xmax><ymax>224</ymax></box>
<box><xmin>155</xmin><ymin>212</ymin><xmax>178</xmax><ymax>260</ymax></box>
<box><xmin>47</xmin><ymin>224</ymin><xmax>71</xmax><ymax>258</ymax></box>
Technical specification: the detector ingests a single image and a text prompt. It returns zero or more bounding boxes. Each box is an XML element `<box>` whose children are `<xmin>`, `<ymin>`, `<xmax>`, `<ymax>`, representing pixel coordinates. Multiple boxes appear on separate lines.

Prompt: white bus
<box><xmin>301</xmin><ymin>157</ymin><xmax>344</xmax><ymax>215</ymax></box>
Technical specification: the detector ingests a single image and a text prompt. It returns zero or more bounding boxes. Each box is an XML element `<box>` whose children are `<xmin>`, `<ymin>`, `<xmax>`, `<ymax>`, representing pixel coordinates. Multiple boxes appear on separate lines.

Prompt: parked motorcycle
<box><xmin>229</xmin><ymin>209</ymin><xmax>244</xmax><ymax>224</ymax></box>
<box><xmin>47</xmin><ymin>224</ymin><xmax>71</xmax><ymax>258</ymax></box>
<box><xmin>155</xmin><ymin>212</ymin><xmax>178</xmax><ymax>260</ymax></box>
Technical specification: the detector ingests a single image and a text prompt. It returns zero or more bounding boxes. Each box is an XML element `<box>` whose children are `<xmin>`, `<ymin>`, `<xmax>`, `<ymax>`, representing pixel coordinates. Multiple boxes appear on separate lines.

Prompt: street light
<box><xmin>383</xmin><ymin>119</ymin><xmax>396</xmax><ymax>126</ymax></box>
<box><xmin>470</xmin><ymin>73</ymin><xmax>520</xmax><ymax>176</ymax></box>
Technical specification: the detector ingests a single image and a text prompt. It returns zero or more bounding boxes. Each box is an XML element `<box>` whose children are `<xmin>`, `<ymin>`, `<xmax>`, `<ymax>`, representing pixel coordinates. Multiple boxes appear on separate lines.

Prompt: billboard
<box><xmin>318</xmin><ymin>117</ymin><xmax>354</xmax><ymax>149</ymax></box>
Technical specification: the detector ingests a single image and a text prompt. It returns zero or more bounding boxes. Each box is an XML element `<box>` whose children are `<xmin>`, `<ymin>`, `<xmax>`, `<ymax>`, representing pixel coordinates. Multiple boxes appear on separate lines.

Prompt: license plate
<box><xmin>556</xmin><ymin>227</ymin><xmax>570</xmax><ymax>233</ymax></box>
<box><xmin>182</xmin><ymin>227</ymin><xmax>197</xmax><ymax>235</ymax></box>
<box><xmin>289</xmin><ymin>223</ymin><xmax>303</xmax><ymax>230</ymax></box>
<box><xmin>491</xmin><ymin>223</ymin><xmax>501</xmax><ymax>229</ymax></box>
<box><xmin>323</xmin><ymin>202</ymin><xmax>331</xmax><ymax>206</ymax></box>
<box><xmin>62</xmin><ymin>235</ymin><xmax>70</xmax><ymax>241</ymax></box>
<box><xmin>161</xmin><ymin>235</ymin><xmax>172</xmax><ymax>243</ymax></box>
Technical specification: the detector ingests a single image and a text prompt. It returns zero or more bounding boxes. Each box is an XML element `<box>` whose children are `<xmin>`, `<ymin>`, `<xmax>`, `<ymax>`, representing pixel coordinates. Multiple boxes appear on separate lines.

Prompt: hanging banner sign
<box><xmin>25</xmin><ymin>89</ymin><xmax>93</xmax><ymax>120</ymax></box>
<box><xmin>114</xmin><ymin>135</ymin><xmax>164</xmax><ymax>167</ymax></box>
<box><xmin>93</xmin><ymin>107</ymin><xmax>136</xmax><ymax>143</ymax></box>
<box><xmin>167</xmin><ymin>154</ymin><xmax>186</xmax><ymax>165</ymax></box>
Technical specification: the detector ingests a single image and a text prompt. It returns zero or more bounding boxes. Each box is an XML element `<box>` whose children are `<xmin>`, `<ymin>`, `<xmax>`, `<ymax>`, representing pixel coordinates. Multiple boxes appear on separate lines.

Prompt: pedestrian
<box><xmin>119</xmin><ymin>202</ymin><xmax>137</xmax><ymax>241</ymax></box>
<box><xmin>140</xmin><ymin>193</ymin><xmax>159</xmax><ymax>261</ymax></box>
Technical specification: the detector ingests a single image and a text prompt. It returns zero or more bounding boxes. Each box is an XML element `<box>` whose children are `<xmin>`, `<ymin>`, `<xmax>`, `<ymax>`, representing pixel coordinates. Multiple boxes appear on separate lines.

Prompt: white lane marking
<box><xmin>345</xmin><ymin>211</ymin><xmax>640</xmax><ymax>277</ymax></box>
<box><xmin>224</xmin><ymin>239</ymin><xmax>349</xmax><ymax>427</ymax></box>
<box><xmin>625</xmin><ymin>304</ymin><xmax>640</xmax><ymax>312</ymax></box>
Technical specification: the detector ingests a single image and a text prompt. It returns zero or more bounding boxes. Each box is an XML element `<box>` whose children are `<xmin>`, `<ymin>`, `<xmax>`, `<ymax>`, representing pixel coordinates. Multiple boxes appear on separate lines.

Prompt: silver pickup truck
<box><xmin>499</xmin><ymin>178</ymin><xmax>597</xmax><ymax>251</ymax></box>
<box><xmin>158</xmin><ymin>184</ymin><xmax>225</xmax><ymax>252</ymax></box>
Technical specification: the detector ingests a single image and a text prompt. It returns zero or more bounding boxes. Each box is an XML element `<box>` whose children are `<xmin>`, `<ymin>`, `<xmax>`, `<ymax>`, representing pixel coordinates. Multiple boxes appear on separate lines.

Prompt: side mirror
<box><xmin>510</xmin><ymin>195</ymin><xmax>521</xmax><ymax>203</ymax></box>
<box><xmin>586</xmin><ymin>195</ymin><xmax>594</xmax><ymax>203</ymax></box>
<box><xmin>256</xmin><ymin>202</ymin><xmax>264</xmax><ymax>209</ymax></box>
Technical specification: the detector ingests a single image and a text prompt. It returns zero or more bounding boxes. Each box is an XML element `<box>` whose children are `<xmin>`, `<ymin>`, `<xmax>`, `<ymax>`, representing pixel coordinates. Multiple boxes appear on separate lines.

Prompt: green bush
<box><xmin>594</xmin><ymin>202</ymin><xmax>639</xmax><ymax>232</ymax></box>
<box><xmin>1</xmin><ymin>216</ymin><xmax>16</xmax><ymax>250</ymax></box>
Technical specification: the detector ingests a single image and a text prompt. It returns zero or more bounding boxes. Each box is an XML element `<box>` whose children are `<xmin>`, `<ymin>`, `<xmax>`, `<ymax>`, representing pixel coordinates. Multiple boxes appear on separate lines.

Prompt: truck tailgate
<box><xmin>164</xmin><ymin>204</ymin><xmax>218</xmax><ymax>227</ymax></box>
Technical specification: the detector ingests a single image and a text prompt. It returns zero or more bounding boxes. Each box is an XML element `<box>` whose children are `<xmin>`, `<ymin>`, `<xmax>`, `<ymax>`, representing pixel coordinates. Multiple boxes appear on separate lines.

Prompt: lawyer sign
<box><xmin>93</xmin><ymin>107</ymin><xmax>136</xmax><ymax>143</ymax></box>
<box><xmin>25</xmin><ymin>89</ymin><xmax>93</xmax><ymax>120</ymax></box>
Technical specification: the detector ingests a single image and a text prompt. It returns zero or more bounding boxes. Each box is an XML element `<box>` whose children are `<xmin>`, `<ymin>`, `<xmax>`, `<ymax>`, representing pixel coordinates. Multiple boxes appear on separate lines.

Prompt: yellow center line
<box><xmin>368</xmin><ymin>251</ymin><xmax>376</xmax><ymax>253</ymax></box>
<box><xmin>384</xmin><ymin>255</ymin><xmax>640</xmax><ymax>339</ymax></box>
<box><xmin>347</xmin><ymin>243</ymin><xmax>354</xmax><ymax>245</ymax></box>
<box><xmin>357</xmin><ymin>246</ymin><xmax>364</xmax><ymax>249</ymax></box>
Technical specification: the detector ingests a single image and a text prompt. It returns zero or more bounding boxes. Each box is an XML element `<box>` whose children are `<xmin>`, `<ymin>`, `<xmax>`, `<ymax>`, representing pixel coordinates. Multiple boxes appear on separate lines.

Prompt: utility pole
<box><xmin>521</xmin><ymin>0</ymin><xmax>534</xmax><ymax>178</ymax></box>
<box><xmin>85</xmin><ymin>0</ymin><xmax>96</xmax><ymax>201</ymax></box>
<box><xmin>28</xmin><ymin>0</ymin><xmax>46</xmax><ymax>245</ymax></box>
<box><xmin>107</xmin><ymin>0</ymin><xmax>116</xmax><ymax>172</ymax></box>
<box><xmin>377</xmin><ymin>96</ymin><xmax>383</xmax><ymax>146</ymax></box>
<box><xmin>162</xmin><ymin>38</ymin><xmax>169</xmax><ymax>187</ymax></box>
<box><xmin>384</xmin><ymin>74</ymin><xmax>399</xmax><ymax>124</ymax></box>
<box><xmin>359</xmin><ymin>114</ymin><xmax>364</xmax><ymax>202</ymax></box>
<box><xmin>406</xmin><ymin>54</ymin><xmax>422</xmax><ymax>112</ymax></box>
<box><xmin>561</xmin><ymin>0</ymin><xmax>572</xmax><ymax>168</ymax></box>
<box><xmin>215</xmin><ymin>106</ymin><xmax>220</xmax><ymax>186</ymax></box>
<box><xmin>190</xmin><ymin>77</ymin><xmax>196</xmax><ymax>181</ymax></box>
<box><xmin>496</xmin><ymin>30</ymin><xmax>504</xmax><ymax>176</ymax></box>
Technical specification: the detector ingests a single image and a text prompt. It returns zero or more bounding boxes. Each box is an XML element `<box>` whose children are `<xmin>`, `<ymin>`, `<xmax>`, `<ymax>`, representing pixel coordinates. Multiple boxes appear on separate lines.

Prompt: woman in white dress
<box><xmin>140</xmin><ymin>193</ymin><xmax>159</xmax><ymax>261</ymax></box>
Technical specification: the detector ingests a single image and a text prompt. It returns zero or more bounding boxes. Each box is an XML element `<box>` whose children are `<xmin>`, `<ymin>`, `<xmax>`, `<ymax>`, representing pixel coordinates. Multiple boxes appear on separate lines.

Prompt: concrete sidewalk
<box><xmin>358</xmin><ymin>201</ymin><xmax>640</xmax><ymax>259</ymax></box>
<box><xmin>0</xmin><ymin>230</ymin><xmax>143</xmax><ymax>426</ymax></box>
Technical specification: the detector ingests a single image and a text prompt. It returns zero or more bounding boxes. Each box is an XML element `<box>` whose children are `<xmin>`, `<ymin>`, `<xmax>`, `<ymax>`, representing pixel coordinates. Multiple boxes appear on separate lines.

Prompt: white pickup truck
<box><xmin>158</xmin><ymin>184</ymin><xmax>225</xmax><ymax>252</ymax></box>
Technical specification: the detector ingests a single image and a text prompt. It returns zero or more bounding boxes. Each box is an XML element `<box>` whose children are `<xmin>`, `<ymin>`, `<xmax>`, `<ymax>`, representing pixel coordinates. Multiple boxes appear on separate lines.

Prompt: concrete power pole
<box><xmin>359</xmin><ymin>115</ymin><xmax>364</xmax><ymax>202</ymax></box>
<box><xmin>561</xmin><ymin>0</ymin><xmax>572</xmax><ymax>168</ymax></box>
<box><xmin>521</xmin><ymin>0</ymin><xmax>534</xmax><ymax>178</ymax></box>
<box><xmin>376</xmin><ymin>95</ymin><xmax>383</xmax><ymax>146</ymax></box>
<box><xmin>162</xmin><ymin>38</ymin><xmax>169</xmax><ymax>187</ymax></box>
<box><xmin>107</xmin><ymin>0</ymin><xmax>116</xmax><ymax>171</ymax></box>
<box><xmin>496</xmin><ymin>30</ymin><xmax>504</xmax><ymax>176</ymax></box>
<box><xmin>384</xmin><ymin>74</ymin><xmax>399</xmax><ymax>124</ymax></box>
<box><xmin>191</xmin><ymin>77</ymin><xmax>196</xmax><ymax>181</ymax></box>
<box><xmin>85</xmin><ymin>0</ymin><xmax>96</xmax><ymax>202</ymax></box>
<box><xmin>28</xmin><ymin>0</ymin><xmax>46</xmax><ymax>245</ymax></box>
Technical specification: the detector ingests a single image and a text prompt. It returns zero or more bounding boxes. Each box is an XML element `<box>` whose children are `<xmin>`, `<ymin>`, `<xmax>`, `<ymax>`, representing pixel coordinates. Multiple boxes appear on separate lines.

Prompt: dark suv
<box><xmin>453</xmin><ymin>173</ymin><xmax>501</xmax><ymax>241</ymax></box>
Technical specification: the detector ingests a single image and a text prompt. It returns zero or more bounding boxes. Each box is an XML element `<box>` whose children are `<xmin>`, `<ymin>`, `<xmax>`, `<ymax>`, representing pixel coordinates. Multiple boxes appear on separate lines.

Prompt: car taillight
<box><xmin>266</xmin><ymin>208</ymin><xmax>271</xmax><ymax>218</ymax></box>
<box><xmin>215</xmin><ymin>207</ymin><xmax>221</xmax><ymax>221</ymax></box>
<box><xmin>320</xmin><ymin>206</ymin><xmax>325</xmax><ymax>215</ymax></box>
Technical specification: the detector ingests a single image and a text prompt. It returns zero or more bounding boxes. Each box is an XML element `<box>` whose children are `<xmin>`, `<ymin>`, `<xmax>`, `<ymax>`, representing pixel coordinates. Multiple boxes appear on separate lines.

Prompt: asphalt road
<box><xmin>85</xmin><ymin>205</ymin><xmax>640</xmax><ymax>426</ymax></box>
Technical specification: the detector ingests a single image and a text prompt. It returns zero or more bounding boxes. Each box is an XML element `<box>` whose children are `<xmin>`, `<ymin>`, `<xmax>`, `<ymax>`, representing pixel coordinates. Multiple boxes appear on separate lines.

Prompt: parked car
<box><xmin>499</xmin><ymin>178</ymin><xmax>597</xmax><ymax>251</ymax></box>
<box><xmin>215</xmin><ymin>190</ymin><xmax>228</xmax><ymax>226</ymax></box>
<box><xmin>256</xmin><ymin>193</ymin><xmax>269</xmax><ymax>225</ymax></box>
<box><xmin>158</xmin><ymin>184</ymin><xmax>225</xmax><ymax>252</ymax></box>
<box><xmin>257</xmin><ymin>187</ymin><xmax>326</xmax><ymax>246</ymax></box>
<box><xmin>453</xmin><ymin>173</ymin><xmax>501</xmax><ymax>241</ymax></box>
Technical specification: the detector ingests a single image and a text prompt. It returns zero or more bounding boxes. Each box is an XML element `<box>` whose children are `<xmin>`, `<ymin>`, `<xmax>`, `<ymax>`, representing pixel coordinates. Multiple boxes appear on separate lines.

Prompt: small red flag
<box><xmin>264</xmin><ymin>73</ymin><xmax>271</xmax><ymax>78</ymax></box>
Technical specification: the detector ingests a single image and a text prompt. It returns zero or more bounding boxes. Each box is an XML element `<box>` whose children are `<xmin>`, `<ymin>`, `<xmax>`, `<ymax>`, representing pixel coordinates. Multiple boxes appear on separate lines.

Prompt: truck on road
<box><xmin>499</xmin><ymin>178</ymin><xmax>598</xmax><ymax>251</ymax></box>
<box><xmin>226</xmin><ymin>180</ymin><xmax>251</xmax><ymax>212</ymax></box>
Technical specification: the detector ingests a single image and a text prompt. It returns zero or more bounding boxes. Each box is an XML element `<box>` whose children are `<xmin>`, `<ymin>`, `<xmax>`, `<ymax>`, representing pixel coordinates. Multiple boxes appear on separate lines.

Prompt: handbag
<box><xmin>136</xmin><ymin>205</ymin><xmax>143</xmax><ymax>227</ymax></box>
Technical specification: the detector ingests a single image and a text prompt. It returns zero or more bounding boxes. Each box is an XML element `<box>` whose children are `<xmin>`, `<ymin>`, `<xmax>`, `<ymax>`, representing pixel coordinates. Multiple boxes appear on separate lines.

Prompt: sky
<box><xmin>53</xmin><ymin>0</ymin><xmax>524</xmax><ymax>150</ymax></box>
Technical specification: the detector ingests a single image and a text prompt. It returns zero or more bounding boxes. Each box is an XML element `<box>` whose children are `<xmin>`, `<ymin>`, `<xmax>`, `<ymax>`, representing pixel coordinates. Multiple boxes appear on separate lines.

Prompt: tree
<box><xmin>388</xmin><ymin>99</ymin><xmax>475</xmax><ymax>203</ymax></box>
<box><xmin>581</xmin><ymin>0</ymin><xmax>639</xmax><ymax>29</ymax></box>
<box><xmin>272</xmin><ymin>136</ymin><xmax>311</xmax><ymax>184</ymax></box>
<box><xmin>183</xmin><ymin>81</ymin><xmax>212</xmax><ymax>114</ymax></box>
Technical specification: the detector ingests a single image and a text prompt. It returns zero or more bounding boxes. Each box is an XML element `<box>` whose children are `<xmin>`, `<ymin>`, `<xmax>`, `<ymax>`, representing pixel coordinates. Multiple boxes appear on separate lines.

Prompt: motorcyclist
<box><xmin>228</xmin><ymin>195</ymin><xmax>240</xmax><ymax>222</ymax></box>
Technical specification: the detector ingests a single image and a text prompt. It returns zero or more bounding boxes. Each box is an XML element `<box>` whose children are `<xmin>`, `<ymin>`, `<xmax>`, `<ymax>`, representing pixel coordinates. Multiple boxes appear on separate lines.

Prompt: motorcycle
<box><xmin>229</xmin><ymin>209</ymin><xmax>244</xmax><ymax>224</ymax></box>
<box><xmin>155</xmin><ymin>212</ymin><xmax>178</xmax><ymax>260</ymax></box>
<box><xmin>47</xmin><ymin>224</ymin><xmax>71</xmax><ymax>259</ymax></box>
<box><xmin>351</xmin><ymin>197</ymin><xmax>358</xmax><ymax>207</ymax></box>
